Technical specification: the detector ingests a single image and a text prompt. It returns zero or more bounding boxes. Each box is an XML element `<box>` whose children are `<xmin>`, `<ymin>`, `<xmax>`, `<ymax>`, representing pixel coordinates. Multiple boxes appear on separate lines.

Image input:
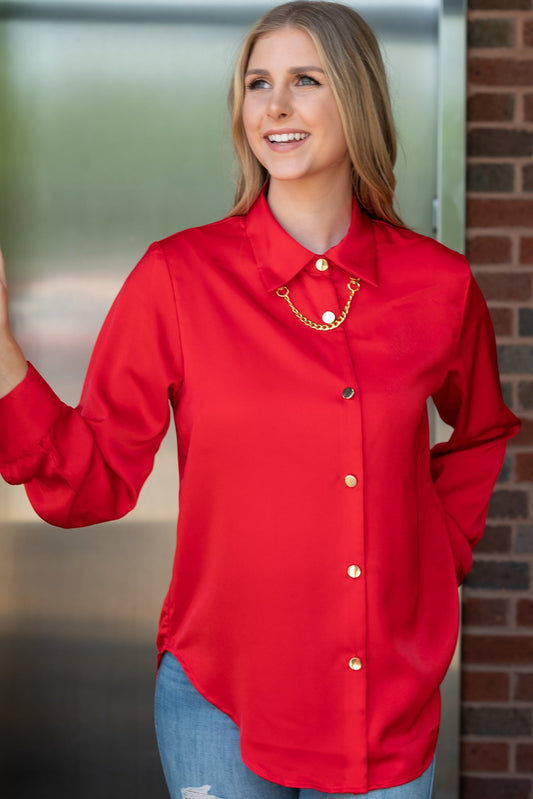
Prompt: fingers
<box><xmin>0</xmin><ymin>247</ymin><xmax>12</xmax><ymax>338</ymax></box>
<box><xmin>0</xmin><ymin>247</ymin><xmax>28</xmax><ymax>394</ymax></box>
<box><xmin>0</xmin><ymin>246</ymin><xmax>6</xmax><ymax>290</ymax></box>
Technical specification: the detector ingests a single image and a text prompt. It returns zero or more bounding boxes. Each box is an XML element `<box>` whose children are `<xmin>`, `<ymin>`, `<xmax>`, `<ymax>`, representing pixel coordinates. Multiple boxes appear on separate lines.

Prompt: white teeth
<box><xmin>267</xmin><ymin>132</ymin><xmax>309</xmax><ymax>143</ymax></box>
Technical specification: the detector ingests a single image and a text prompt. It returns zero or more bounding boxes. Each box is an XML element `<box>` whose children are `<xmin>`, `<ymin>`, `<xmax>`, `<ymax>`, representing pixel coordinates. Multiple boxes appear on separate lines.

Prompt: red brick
<box><xmin>488</xmin><ymin>490</ymin><xmax>529</xmax><ymax>520</ymax></box>
<box><xmin>524</xmin><ymin>164</ymin><xmax>533</xmax><ymax>191</ymax></box>
<box><xmin>515</xmin><ymin>418</ymin><xmax>533</xmax><ymax>446</ymax></box>
<box><xmin>467</xmin><ymin>235</ymin><xmax>511</xmax><ymax>264</ymax></box>
<box><xmin>468</xmin><ymin>128</ymin><xmax>532</xmax><ymax>157</ymax></box>
<box><xmin>468</xmin><ymin>162</ymin><xmax>514</xmax><ymax>192</ymax></box>
<box><xmin>463</xmin><ymin>597</ymin><xmax>509</xmax><ymax>627</ymax></box>
<box><xmin>516</xmin><ymin>452</ymin><xmax>533</xmax><ymax>481</ymax></box>
<box><xmin>489</xmin><ymin>307</ymin><xmax>513</xmax><ymax>336</ymax></box>
<box><xmin>525</xmin><ymin>93</ymin><xmax>533</xmax><ymax>122</ymax></box>
<box><xmin>468</xmin><ymin>198</ymin><xmax>533</xmax><ymax>227</ymax></box>
<box><xmin>517</xmin><ymin>307</ymin><xmax>533</xmax><ymax>335</ymax></box>
<box><xmin>517</xmin><ymin>598</ymin><xmax>533</xmax><ymax>626</ymax></box>
<box><xmin>462</xmin><ymin>634</ymin><xmax>533</xmax><ymax>665</ymax></box>
<box><xmin>461</xmin><ymin>741</ymin><xmax>509</xmax><ymax>772</ymax></box>
<box><xmin>469</xmin><ymin>57</ymin><xmax>533</xmax><ymax>87</ymax></box>
<box><xmin>475</xmin><ymin>271</ymin><xmax>531</xmax><ymax>301</ymax></box>
<box><xmin>461</xmin><ymin>776</ymin><xmax>531</xmax><ymax>799</ymax></box>
<box><xmin>515</xmin><ymin>524</ymin><xmax>533</xmax><ymax>553</ymax></box>
<box><xmin>521</xmin><ymin>237</ymin><xmax>533</xmax><ymax>264</ymax></box>
<box><xmin>462</xmin><ymin>706</ymin><xmax>531</xmax><ymax>736</ymax></box>
<box><xmin>467</xmin><ymin>93</ymin><xmax>515</xmax><ymax>122</ymax></box>
<box><xmin>477</xmin><ymin>524</ymin><xmax>513</xmax><ymax>553</ymax></box>
<box><xmin>468</xmin><ymin>19</ymin><xmax>516</xmax><ymax>48</ymax></box>
<box><xmin>515</xmin><ymin>672</ymin><xmax>533</xmax><ymax>700</ymax></box>
<box><xmin>524</xmin><ymin>20</ymin><xmax>533</xmax><ymax>48</ymax></box>
<box><xmin>513</xmin><ymin>308</ymin><xmax>533</xmax><ymax>335</ymax></box>
<box><xmin>468</xmin><ymin>0</ymin><xmax>531</xmax><ymax>8</ymax></box>
<box><xmin>462</xmin><ymin>669</ymin><xmax>510</xmax><ymax>700</ymax></box>
<box><xmin>502</xmin><ymin>381</ymin><xmax>514</xmax><ymax>409</ymax></box>
<box><xmin>466</xmin><ymin>558</ymin><xmax>529</xmax><ymax>588</ymax></box>
<box><xmin>518</xmin><ymin>382</ymin><xmax>533</xmax><ymax>410</ymax></box>
<box><xmin>516</xmin><ymin>743</ymin><xmax>533</xmax><ymax>773</ymax></box>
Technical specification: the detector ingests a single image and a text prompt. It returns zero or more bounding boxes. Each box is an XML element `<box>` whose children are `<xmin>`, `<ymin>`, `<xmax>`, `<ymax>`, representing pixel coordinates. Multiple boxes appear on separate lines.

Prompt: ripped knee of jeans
<box><xmin>181</xmin><ymin>786</ymin><xmax>224</xmax><ymax>799</ymax></box>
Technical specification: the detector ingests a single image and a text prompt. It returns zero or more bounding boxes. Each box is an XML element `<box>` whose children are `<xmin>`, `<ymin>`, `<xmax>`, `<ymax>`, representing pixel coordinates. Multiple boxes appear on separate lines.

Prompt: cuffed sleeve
<box><xmin>0</xmin><ymin>242</ymin><xmax>182</xmax><ymax>527</ymax></box>
<box><xmin>430</xmin><ymin>275</ymin><xmax>520</xmax><ymax>584</ymax></box>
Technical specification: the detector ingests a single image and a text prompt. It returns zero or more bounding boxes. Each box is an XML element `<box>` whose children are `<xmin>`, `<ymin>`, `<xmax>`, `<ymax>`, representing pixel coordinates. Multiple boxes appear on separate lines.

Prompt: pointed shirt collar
<box><xmin>246</xmin><ymin>187</ymin><xmax>379</xmax><ymax>292</ymax></box>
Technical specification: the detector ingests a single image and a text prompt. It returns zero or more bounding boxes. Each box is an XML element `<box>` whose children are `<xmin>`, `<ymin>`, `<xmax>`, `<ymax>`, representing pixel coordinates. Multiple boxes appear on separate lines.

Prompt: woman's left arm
<box><xmin>0</xmin><ymin>242</ymin><xmax>183</xmax><ymax>528</ymax></box>
<box><xmin>430</xmin><ymin>274</ymin><xmax>521</xmax><ymax>584</ymax></box>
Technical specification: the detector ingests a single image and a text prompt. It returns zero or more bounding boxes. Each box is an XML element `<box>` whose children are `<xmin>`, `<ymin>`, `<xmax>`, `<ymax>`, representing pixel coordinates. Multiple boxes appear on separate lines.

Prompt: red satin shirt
<box><xmin>0</xmin><ymin>190</ymin><xmax>520</xmax><ymax>792</ymax></box>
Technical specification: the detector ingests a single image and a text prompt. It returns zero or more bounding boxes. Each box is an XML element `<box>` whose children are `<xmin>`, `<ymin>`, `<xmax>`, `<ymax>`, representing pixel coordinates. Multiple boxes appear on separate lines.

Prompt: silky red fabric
<box><xmin>0</xmin><ymin>191</ymin><xmax>520</xmax><ymax>792</ymax></box>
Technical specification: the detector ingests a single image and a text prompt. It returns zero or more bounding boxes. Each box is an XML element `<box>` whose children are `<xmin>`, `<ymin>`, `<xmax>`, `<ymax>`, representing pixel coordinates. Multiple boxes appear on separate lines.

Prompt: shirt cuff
<box><xmin>0</xmin><ymin>363</ymin><xmax>65</xmax><ymax>464</ymax></box>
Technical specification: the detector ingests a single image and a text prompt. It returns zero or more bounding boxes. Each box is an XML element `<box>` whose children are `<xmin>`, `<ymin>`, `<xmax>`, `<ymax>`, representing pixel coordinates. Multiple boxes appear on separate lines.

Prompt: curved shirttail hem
<box><xmin>241</xmin><ymin>743</ymin><xmax>439</xmax><ymax>794</ymax></box>
<box><xmin>159</xmin><ymin>644</ymin><xmax>439</xmax><ymax>795</ymax></box>
<box><xmin>161</xmin><ymin>644</ymin><xmax>239</xmax><ymax>721</ymax></box>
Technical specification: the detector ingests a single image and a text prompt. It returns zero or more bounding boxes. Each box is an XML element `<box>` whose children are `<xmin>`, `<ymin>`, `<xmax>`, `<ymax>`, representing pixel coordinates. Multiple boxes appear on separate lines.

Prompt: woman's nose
<box><xmin>267</xmin><ymin>86</ymin><xmax>292</xmax><ymax>119</ymax></box>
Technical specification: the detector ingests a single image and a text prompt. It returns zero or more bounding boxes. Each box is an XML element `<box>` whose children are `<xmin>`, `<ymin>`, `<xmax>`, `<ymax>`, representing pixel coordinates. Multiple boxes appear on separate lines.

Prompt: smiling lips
<box><xmin>266</xmin><ymin>131</ymin><xmax>310</xmax><ymax>143</ymax></box>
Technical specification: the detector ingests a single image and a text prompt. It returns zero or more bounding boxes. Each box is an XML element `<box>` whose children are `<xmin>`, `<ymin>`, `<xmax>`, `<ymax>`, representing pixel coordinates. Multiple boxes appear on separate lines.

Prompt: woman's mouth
<box><xmin>266</xmin><ymin>132</ymin><xmax>310</xmax><ymax>143</ymax></box>
<box><xmin>264</xmin><ymin>132</ymin><xmax>310</xmax><ymax>152</ymax></box>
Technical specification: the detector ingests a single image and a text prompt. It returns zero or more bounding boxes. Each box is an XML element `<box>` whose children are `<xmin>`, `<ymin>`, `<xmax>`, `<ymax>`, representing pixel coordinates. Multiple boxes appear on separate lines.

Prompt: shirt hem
<box><xmin>157</xmin><ymin>642</ymin><xmax>438</xmax><ymax>795</ymax></box>
<box><xmin>240</xmin><ymin>748</ymin><xmax>438</xmax><ymax>794</ymax></box>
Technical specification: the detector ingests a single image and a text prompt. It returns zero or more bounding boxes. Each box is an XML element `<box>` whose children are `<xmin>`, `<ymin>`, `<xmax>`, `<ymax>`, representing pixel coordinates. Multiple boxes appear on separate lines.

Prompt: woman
<box><xmin>0</xmin><ymin>2</ymin><xmax>520</xmax><ymax>798</ymax></box>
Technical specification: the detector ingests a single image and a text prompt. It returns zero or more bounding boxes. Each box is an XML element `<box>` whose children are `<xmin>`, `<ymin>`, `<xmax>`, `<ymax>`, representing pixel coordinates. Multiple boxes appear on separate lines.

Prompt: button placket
<box><xmin>341</xmin><ymin>404</ymin><xmax>364</xmax><ymax>677</ymax></box>
<box><xmin>331</xmin><ymin>282</ymin><xmax>366</xmax><ymax>688</ymax></box>
<box><xmin>311</xmin><ymin>258</ymin><xmax>345</xmax><ymax>325</ymax></box>
<box><xmin>283</xmin><ymin>258</ymin><xmax>342</xmax><ymax>328</ymax></box>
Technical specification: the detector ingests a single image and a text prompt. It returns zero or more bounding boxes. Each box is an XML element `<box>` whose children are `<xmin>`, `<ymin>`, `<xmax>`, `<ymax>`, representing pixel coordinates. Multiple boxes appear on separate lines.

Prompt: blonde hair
<box><xmin>228</xmin><ymin>0</ymin><xmax>403</xmax><ymax>226</ymax></box>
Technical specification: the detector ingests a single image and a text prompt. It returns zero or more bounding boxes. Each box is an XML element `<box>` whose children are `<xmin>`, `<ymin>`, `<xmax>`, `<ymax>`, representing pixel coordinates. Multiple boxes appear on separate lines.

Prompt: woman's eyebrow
<box><xmin>245</xmin><ymin>66</ymin><xmax>325</xmax><ymax>76</ymax></box>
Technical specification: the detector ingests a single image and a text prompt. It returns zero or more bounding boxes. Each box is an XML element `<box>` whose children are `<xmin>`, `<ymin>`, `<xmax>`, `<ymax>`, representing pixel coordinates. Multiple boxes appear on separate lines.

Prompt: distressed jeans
<box><xmin>154</xmin><ymin>652</ymin><xmax>435</xmax><ymax>799</ymax></box>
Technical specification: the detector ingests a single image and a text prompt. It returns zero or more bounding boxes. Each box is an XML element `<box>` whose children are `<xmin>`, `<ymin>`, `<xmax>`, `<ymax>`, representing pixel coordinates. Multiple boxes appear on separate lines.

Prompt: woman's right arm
<box><xmin>0</xmin><ymin>248</ymin><xmax>29</xmax><ymax>397</ymax></box>
<box><xmin>0</xmin><ymin>243</ymin><xmax>183</xmax><ymax>528</ymax></box>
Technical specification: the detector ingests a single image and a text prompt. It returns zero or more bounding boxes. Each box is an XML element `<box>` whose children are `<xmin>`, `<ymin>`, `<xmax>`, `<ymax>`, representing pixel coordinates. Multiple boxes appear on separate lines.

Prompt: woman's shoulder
<box><xmin>372</xmin><ymin>218</ymin><xmax>471</xmax><ymax>289</ymax></box>
<box><xmin>155</xmin><ymin>213</ymin><xmax>247</xmax><ymax>260</ymax></box>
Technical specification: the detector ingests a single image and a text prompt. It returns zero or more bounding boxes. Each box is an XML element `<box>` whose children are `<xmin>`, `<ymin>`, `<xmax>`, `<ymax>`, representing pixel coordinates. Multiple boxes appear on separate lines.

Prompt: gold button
<box><xmin>315</xmin><ymin>258</ymin><xmax>329</xmax><ymax>272</ymax></box>
<box><xmin>349</xmin><ymin>657</ymin><xmax>362</xmax><ymax>671</ymax></box>
<box><xmin>347</xmin><ymin>564</ymin><xmax>362</xmax><ymax>579</ymax></box>
<box><xmin>345</xmin><ymin>475</ymin><xmax>358</xmax><ymax>488</ymax></box>
<box><xmin>322</xmin><ymin>311</ymin><xmax>335</xmax><ymax>324</ymax></box>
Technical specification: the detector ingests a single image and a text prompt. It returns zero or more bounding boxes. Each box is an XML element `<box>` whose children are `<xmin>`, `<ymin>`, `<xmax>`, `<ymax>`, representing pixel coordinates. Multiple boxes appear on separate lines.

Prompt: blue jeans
<box><xmin>155</xmin><ymin>652</ymin><xmax>435</xmax><ymax>799</ymax></box>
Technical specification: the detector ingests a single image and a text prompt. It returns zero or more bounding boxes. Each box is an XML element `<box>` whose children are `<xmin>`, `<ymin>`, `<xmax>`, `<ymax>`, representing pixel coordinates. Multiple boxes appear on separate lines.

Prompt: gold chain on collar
<box><xmin>275</xmin><ymin>277</ymin><xmax>361</xmax><ymax>331</ymax></box>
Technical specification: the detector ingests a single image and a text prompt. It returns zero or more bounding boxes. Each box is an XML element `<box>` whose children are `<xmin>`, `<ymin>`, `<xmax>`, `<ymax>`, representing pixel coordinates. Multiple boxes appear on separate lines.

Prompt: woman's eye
<box><xmin>247</xmin><ymin>78</ymin><xmax>270</xmax><ymax>91</ymax></box>
<box><xmin>297</xmin><ymin>74</ymin><xmax>320</xmax><ymax>86</ymax></box>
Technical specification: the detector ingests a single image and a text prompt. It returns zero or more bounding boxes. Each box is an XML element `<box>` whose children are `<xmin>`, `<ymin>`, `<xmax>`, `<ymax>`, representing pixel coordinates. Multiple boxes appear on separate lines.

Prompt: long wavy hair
<box><xmin>228</xmin><ymin>1</ymin><xmax>403</xmax><ymax>226</ymax></box>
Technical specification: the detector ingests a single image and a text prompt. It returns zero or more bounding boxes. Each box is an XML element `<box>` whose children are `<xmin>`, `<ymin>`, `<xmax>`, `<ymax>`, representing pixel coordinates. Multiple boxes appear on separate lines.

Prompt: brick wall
<box><xmin>462</xmin><ymin>0</ymin><xmax>533</xmax><ymax>797</ymax></box>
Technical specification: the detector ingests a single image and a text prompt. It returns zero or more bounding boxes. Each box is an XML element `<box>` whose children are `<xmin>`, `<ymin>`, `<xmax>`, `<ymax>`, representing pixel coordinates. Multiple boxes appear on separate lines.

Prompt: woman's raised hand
<box><xmin>0</xmin><ymin>248</ymin><xmax>29</xmax><ymax>398</ymax></box>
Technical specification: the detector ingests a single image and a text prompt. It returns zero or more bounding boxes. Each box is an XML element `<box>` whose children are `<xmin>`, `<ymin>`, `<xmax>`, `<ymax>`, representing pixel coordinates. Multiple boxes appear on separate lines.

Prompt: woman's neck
<box><xmin>266</xmin><ymin>175</ymin><xmax>353</xmax><ymax>254</ymax></box>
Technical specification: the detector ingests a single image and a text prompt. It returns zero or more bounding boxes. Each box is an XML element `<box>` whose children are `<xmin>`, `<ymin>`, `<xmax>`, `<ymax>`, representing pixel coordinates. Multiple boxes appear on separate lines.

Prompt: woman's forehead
<box><xmin>247</xmin><ymin>27</ymin><xmax>320</xmax><ymax>67</ymax></box>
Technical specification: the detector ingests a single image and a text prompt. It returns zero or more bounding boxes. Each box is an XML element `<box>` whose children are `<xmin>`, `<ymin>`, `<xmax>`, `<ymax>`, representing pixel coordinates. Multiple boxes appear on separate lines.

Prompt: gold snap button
<box><xmin>347</xmin><ymin>565</ymin><xmax>362</xmax><ymax>579</ymax></box>
<box><xmin>349</xmin><ymin>657</ymin><xmax>362</xmax><ymax>671</ymax></box>
<box><xmin>322</xmin><ymin>311</ymin><xmax>335</xmax><ymax>324</ymax></box>
<box><xmin>315</xmin><ymin>258</ymin><xmax>329</xmax><ymax>272</ymax></box>
<box><xmin>345</xmin><ymin>475</ymin><xmax>358</xmax><ymax>488</ymax></box>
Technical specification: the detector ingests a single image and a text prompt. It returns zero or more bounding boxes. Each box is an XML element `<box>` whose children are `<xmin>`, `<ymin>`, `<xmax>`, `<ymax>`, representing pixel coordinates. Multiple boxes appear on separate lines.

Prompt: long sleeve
<box><xmin>430</xmin><ymin>274</ymin><xmax>520</xmax><ymax>584</ymax></box>
<box><xmin>0</xmin><ymin>243</ymin><xmax>182</xmax><ymax>527</ymax></box>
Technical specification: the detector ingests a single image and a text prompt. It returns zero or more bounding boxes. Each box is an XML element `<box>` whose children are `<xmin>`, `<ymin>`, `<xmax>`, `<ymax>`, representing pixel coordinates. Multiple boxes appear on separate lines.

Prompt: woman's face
<box><xmin>242</xmin><ymin>27</ymin><xmax>351</xmax><ymax>189</ymax></box>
